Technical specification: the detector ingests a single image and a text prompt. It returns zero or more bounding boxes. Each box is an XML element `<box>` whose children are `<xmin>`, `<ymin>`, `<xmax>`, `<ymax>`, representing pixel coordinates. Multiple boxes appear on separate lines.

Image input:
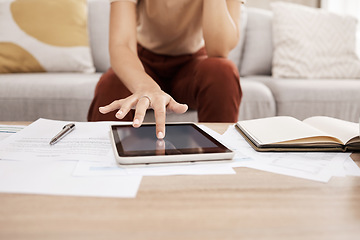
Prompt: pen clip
<box><xmin>63</xmin><ymin>123</ymin><xmax>75</xmax><ymax>129</ymax></box>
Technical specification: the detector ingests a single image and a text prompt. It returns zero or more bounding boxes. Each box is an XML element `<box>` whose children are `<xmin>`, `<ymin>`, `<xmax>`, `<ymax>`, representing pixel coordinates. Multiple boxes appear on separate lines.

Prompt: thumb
<box><xmin>167</xmin><ymin>98</ymin><xmax>188</xmax><ymax>114</ymax></box>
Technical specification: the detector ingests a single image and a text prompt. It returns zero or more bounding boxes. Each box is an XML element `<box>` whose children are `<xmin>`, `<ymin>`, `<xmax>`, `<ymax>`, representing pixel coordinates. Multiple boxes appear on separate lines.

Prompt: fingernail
<box><xmin>116</xmin><ymin>110</ymin><xmax>123</xmax><ymax>118</ymax></box>
<box><xmin>133</xmin><ymin>119</ymin><xmax>140</xmax><ymax>126</ymax></box>
<box><xmin>157</xmin><ymin>131</ymin><xmax>164</xmax><ymax>139</ymax></box>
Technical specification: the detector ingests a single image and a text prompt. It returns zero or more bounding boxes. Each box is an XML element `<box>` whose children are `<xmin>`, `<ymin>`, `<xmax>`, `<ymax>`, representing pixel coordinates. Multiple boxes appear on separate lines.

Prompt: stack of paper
<box><xmin>0</xmin><ymin>119</ymin><xmax>359</xmax><ymax>199</ymax></box>
<box><xmin>0</xmin><ymin>119</ymin><xmax>144</xmax><ymax>198</ymax></box>
<box><xmin>0</xmin><ymin>125</ymin><xmax>24</xmax><ymax>141</ymax></box>
<box><xmin>0</xmin><ymin>160</ymin><xmax>141</xmax><ymax>198</ymax></box>
<box><xmin>219</xmin><ymin>125</ymin><xmax>360</xmax><ymax>182</ymax></box>
<box><xmin>0</xmin><ymin>119</ymin><xmax>238</xmax><ymax>198</ymax></box>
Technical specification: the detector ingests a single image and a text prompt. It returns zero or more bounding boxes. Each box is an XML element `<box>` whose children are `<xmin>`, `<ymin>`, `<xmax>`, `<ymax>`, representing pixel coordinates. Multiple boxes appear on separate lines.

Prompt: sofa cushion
<box><xmin>0</xmin><ymin>0</ymin><xmax>95</xmax><ymax>73</ymax></box>
<box><xmin>271</xmin><ymin>2</ymin><xmax>360</xmax><ymax>79</ymax></box>
<box><xmin>88</xmin><ymin>0</ymin><xmax>111</xmax><ymax>73</ymax></box>
<box><xmin>239</xmin><ymin>78</ymin><xmax>276</xmax><ymax>120</ymax></box>
<box><xmin>248</xmin><ymin>76</ymin><xmax>360</xmax><ymax>122</ymax></box>
<box><xmin>239</xmin><ymin>8</ymin><xmax>273</xmax><ymax>77</ymax></box>
<box><xmin>228</xmin><ymin>5</ymin><xmax>247</xmax><ymax>70</ymax></box>
<box><xmin>0</xmin><ymin>73</ymin><xmax>101</xmax><ymax>121</ymax></box>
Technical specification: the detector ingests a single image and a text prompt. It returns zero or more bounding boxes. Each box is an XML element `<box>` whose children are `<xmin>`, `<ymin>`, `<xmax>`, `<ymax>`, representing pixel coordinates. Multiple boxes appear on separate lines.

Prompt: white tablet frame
<box><xmin>109</xmin><ymin>123</ymin><xmax>234</xmax><ymax>165</ymax></box>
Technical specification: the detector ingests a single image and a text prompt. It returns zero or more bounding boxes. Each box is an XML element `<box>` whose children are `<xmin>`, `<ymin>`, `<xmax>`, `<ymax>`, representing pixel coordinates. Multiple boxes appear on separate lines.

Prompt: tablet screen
<box><xmin>111</xmin><ymin>123</ymin><xmax>231</xmax><ymax>157</ymax></box>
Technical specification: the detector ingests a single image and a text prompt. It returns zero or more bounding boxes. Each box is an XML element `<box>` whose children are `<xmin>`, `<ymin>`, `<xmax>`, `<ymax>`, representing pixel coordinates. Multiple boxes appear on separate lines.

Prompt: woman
<box><xmin>88</xmin><ymin>0</ymin><xmax>243</xmax><ymax>139</ymax></box>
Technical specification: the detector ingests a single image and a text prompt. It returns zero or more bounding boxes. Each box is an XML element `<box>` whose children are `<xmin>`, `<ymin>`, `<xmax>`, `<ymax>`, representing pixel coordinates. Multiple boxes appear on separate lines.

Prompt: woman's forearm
<box><xmin>202</xmin><ymin>0</ymin><xmax>240</xmax><ymax>57</ymax></box>
<box><xmin>109</xmin><ymin>44</ymin><xmax>161</xmax><ymax>94</ymax></box>
<box><xmin>108</xmin><ymin>1</ymin><xmax>160</xmax><ymax>94</ymax></box>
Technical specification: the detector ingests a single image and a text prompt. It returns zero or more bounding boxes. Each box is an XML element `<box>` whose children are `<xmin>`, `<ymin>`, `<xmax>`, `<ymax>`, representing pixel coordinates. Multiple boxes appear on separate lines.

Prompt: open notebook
<box><xmin>236</xmin><ymin>116</ymin><xmax>360</xmax><ymax>152</ymax></box>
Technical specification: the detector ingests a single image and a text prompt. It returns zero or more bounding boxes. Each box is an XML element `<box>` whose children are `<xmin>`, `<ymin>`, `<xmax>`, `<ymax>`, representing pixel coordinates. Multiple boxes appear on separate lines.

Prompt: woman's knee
<box><xmin>96</xmin><ymin>69</ymin><xmax>120</xmax><ymax>92</ymax></box>
<box><xmin>94</xmin><ymin>68</ymin><xmax>131</xmax><ymax>97</ymax></box>
<box><xmin>195</xmin><ymin>57</ymin><xmax>241</xmax><ymax>96</ymax></box>
<box><xmin>196</xmin><ymin>58</ymin><xmax>239</xmax><ymax>85</ymax></box>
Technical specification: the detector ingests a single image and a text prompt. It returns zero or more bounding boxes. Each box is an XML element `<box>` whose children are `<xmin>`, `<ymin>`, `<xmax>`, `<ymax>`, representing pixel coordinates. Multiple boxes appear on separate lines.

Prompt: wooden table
<box><xmin>0</xmin><ymin>122</ymin><xmax>359</xmax><ymax>240</ymax></box>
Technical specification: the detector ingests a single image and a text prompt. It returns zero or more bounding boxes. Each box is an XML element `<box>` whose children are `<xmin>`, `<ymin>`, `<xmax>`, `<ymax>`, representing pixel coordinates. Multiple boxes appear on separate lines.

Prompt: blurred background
<box><xmin>247</xmin><ymin>0</ymin><xmax>319</xmax><ymax>9</ymax></box>
<box><xmin>247</xmin><ymin>0</ymin><xmax>360</xmax><ymax>56</ymax></box>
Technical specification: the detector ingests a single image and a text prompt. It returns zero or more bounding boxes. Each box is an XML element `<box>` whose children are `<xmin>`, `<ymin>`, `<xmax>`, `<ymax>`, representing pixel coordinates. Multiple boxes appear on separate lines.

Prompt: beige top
<box><xmin>110</xmin><ymin>0</ymin><xmax>243</xmax><ymax>55</ymax></box>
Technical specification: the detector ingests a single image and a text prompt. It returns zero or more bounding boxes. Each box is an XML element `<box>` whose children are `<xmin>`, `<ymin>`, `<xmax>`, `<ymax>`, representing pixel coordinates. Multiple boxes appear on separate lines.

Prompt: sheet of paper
<box><xmin>0</xmin><ymin>118</ymin><xmax>130</xmax><ymax>162</ymax></box>
<box><xmin>343</xmin><ymin>156</ymin><xmax>360</xmax><ymax>176</ymax></box>
<box><xmin>221</xmin><ymin>125</ymin><xmax>352</xmax><ymax>182</ymax></box>
<box><xmin>0</xmin><ymin>125</ymin><xmax>25</xmax><ymax>142</ymax></box>
<box><xmin>242</xmin><ymin>152</ymin><xmax>349</xmax><ymax>182</ymax></box>
<box><xmin>72</xmin><ymin>125</ymin><xmax>245</xmax><ymax>177</ymax></box>
<box><xmin>74</xmin><ymin>160</ymin><xmax>236</xmax><ymax>177</ymax></box>
<box><xmin>218</xmin><ymin>125</ymin><xmax>260</xmax><ymax>161</ymax></box>
<box><xmin>0</xmin><ymin>160</ymin><xmax>142</xmax><ymax>198</ymax></box>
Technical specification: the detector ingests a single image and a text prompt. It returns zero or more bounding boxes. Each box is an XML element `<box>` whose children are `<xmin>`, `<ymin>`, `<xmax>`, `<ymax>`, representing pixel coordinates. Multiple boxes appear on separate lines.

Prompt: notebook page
<box><xmin>303</xmin><ymin>116</ymin><xmax>358</xmax><ymax>145</ymax></box>
<box><xmin>238</xmin><ymin>116</ymin><xmax>339</xmax><ymax>145</ymax></box>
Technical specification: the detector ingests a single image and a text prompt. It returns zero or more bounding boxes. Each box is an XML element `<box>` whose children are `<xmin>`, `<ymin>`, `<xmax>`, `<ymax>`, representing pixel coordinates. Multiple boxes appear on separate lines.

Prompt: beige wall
<box><xmin>246</xmin><ymin>0</ymin><xmax>320</xmax><ymax>9</ymax></box>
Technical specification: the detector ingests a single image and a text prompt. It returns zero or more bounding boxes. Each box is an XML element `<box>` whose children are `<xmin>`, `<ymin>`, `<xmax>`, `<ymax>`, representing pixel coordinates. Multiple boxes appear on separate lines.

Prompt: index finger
<box><xmin>153</xmin><ymin>104</ymin><xmax>166</xmax><ymax>139</ymax></box>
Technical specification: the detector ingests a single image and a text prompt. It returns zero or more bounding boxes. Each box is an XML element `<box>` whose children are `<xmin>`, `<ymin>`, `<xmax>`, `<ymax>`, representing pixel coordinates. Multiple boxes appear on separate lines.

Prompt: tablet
<box><xmin>110</xmin><ymin>123</ymin><xmax>234</xmax><ymax>165</ymax></box>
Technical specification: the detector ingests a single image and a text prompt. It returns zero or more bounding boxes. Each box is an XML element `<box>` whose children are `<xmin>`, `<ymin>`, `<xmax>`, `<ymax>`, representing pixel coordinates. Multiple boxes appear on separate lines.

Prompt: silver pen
<box><xmin>49</xmin><ymin>123</ymin><xmax>75</xmax><ymax>145</ymax></box>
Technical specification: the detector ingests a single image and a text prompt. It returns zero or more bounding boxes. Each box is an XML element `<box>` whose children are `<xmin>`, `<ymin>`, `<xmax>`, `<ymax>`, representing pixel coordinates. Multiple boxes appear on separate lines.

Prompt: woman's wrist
<box><xmin>133</xmin><ymin>81</ymin><xmax>161</xmax><ymax>94</ymax></box>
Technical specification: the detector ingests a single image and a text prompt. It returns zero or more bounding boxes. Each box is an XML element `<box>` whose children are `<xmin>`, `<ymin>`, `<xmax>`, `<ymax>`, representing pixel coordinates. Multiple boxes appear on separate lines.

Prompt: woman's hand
<box><xmin>99</xmin><ymin>89</ymin><xmax>188</xmax><ymax>139</ymax></box>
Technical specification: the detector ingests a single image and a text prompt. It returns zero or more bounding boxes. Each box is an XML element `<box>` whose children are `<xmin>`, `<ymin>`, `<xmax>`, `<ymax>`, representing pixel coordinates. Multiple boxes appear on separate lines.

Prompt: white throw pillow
<box><xmin>0</xmin><ymin>0</ymin><xmax>95</xmax><ymax>73</ymax></box>
<box><xmin>271</xmin><ymin>2</ymin><xmax>360</xmax><ymax>79</ymax></box>
<box><xmin>239</xmin><ymin>8</ymin><xmax>273</xmax><ymax>77</ymax></box>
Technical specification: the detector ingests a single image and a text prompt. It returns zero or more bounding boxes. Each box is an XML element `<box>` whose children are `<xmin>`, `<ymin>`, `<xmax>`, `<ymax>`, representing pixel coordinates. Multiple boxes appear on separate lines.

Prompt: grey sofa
<box><xmin>1</xmin><ymin>0</ymin><xmax>359</xmax><ymax>123</ymax></box>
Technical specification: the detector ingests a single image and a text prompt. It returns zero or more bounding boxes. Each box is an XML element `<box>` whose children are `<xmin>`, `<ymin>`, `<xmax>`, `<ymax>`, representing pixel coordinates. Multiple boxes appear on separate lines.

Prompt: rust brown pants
<box><xmin>88</xmin><ymin>45</ymin><xmax>242</xmax><ymax>122</ymax></box>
